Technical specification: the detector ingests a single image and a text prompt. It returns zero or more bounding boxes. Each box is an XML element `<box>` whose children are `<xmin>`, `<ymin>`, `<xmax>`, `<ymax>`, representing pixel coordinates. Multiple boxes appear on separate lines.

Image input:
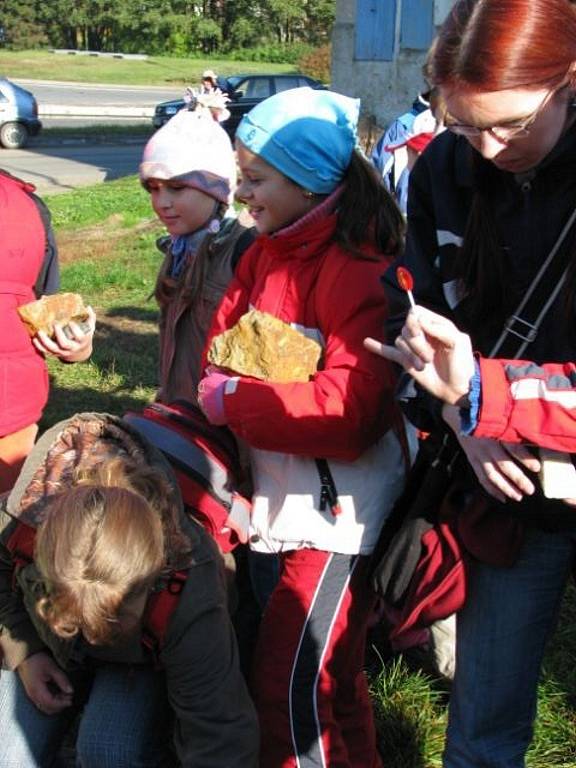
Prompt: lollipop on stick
<box><xmin>396</xmin><ymin>266</ymin><xmax>416</xmax><ymax>309</ymax></box>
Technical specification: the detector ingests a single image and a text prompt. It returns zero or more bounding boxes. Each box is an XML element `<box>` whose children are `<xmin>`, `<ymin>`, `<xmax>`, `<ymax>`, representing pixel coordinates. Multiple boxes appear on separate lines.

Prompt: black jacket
<box><xmin>383</xmin><ymin>122</ymin><xmax>576</xmax><ymax>528</ymax></box>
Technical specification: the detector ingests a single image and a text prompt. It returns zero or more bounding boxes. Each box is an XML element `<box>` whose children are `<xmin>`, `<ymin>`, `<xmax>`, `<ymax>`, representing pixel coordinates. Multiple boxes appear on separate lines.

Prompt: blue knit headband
<box><xmin>236</xmin><ymin>87</ymin><xmax>360</xmax><ymax>194</ymax></box>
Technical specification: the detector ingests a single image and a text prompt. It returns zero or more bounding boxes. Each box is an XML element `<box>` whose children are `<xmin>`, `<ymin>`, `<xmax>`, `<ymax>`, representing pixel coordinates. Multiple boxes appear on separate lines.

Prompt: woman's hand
<box><xmin>364</xmin><ymin>306</ymin><xmax>475</xmax><ymax>405</ymax></box>
<box><xmin>443</xmin><ymin>404</ymin><xmax>541</xmax><ymax>502</ymax></box>
<box><xmin>17</xmin><ymin>651</ymin><xmax>74</xmax><ymax>715</ymax></box>
<box><xmin>33</xmin><ymin>306</ymin><xmax>96</xmax><ymax>363</ymax></box>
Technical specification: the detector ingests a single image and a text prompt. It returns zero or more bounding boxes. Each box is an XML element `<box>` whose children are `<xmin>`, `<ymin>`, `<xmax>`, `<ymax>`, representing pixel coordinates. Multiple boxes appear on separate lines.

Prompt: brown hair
<box><xmin>425</xmin><ymin>0</ymin><xmax>576</xmax><ymax>338</ymax></box>
<box><xmin>35</xmin><ymin>459</ymin><xmax>168</xmax><ymax>646</ymax></box>
<box><xmin>335</xmin><ymin>149</ymin><xmax>405</xmax><ymax>259</ymax></box>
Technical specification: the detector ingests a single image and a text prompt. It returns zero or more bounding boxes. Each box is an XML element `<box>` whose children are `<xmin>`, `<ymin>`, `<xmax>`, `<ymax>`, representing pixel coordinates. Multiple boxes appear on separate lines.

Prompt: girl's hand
<box><xmin>222</xmin><ymin>493</ymin><xmax>251</xmax><ymax>544</ymax></box>
<box><xmin>364</xmin><ymin>306</ymin><xmax>475</xmax><ymax>405</ymax></box>
<box><xmin>17</xmin><ymin>651</ymin><xmax>74</xmax><ymax>715</ymax></box>
<box><xmin>33</xmin><ymin>306</ymin><xmax>96</xmax><ymax>363</ymax></box>
<box><xmin>443</xmin><ymin>404</ymin><xmax>541</xmax><ymax>502</ymax></box>
<box><xmin>198</xmin><ymin>368</ymin><xmax>231</xmax><ymax>425</ymax></box>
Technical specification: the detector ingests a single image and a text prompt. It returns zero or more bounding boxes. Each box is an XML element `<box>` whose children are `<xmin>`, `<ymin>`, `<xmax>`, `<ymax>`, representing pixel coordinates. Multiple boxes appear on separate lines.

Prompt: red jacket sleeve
<box><xmin>209</xmin><ymin>252</ymin><xmax>397</xmax><ymax>462</ymax></box>
<box><xmin>474</xmin><ymin>357</ymin><xmax>576</xmax><ymax>452</ymax></box>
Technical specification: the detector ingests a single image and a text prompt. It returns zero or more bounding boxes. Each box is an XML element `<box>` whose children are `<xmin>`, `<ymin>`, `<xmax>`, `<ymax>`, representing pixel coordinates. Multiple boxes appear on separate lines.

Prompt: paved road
<box><xmin>11</xmin><ymin>79</ymin><xmax>183</xmax><ymax>123</ymax></box>
<box><xmin>0</xmin><ymin>141</ymin><xmax>147</xmax><ymax>195</ymax></box>
<box><xmin>13</xmin><ymin>79</ymin><xmax>183</xmax><ymax>110</ymax></box>
<box><xmin>0</xmin><ymin>79</ymin><xmax>181</xmax><ymax>194</ymax></box>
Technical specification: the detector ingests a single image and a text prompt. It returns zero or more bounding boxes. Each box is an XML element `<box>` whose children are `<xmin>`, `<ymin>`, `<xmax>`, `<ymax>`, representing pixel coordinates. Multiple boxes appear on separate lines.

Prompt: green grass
<box><xmin>42</xmin><ymin>175</ymin><xmax>576</xmax><ymax>766</ymax></box>
<box><xmin>41</xmin><ymin>175</ymin><xmax>162</xmax><ymax>426</ymax></box>
<box><xmin>0</xmin><ymin>50</ymin><xmax>295</xmax><ymax>85</ymax></box>
<box><xmin>48</xmin><ymin>174</ymin><xmax>152</xmax><ymax>228</ymax></box>
<box><xmin>371</xmin><ymin>656</ymin><xmax>447</xmax><ymax>768</ymax></box>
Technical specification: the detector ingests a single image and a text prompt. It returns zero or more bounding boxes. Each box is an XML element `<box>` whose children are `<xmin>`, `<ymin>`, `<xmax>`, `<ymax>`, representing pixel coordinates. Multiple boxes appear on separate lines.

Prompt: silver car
<box><xmin>0</xmin><ymin>78</ymin><xmax>42</xmax><ymax>149</ymax></box>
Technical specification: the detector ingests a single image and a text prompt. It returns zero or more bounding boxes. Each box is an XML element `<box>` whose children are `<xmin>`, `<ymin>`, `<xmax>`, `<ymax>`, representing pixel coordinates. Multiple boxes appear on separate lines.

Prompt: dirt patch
<box><xmin>58</xmin><ymin>214</ymin><xmax>159</xmax><ymax>264</ymax></box>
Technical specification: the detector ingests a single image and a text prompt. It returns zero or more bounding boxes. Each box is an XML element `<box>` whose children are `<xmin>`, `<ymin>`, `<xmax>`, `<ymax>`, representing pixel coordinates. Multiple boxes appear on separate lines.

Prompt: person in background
<box><xmin>198</xmin><ymin>86</ymin><xmax>414</xmax><ymax>768</ymax></box>
<box><xmin>381</xmin><ymin>107</ymin><xmax>440</xmax><ymax>214</ymax></box>
<box><xmin>200</xmin><ymin>69</ymin><xmax>220</xmax><ymax>95</ymax></box>
<box><xmin>382</xmin><ymin>0</ymin><xmax>576</xmax><ymax>764</ymax></box>
<box><xmin>184</xmin><ymin>69</ymin><xmax>223</xmax><ymax>107</ymax></box>
<box><xmin>371</xmin><ymin>89</ymin><xmax>431</xmax><ymax>178</ymax></box>
<box><xmin>0</xmin><ymin>170</ymin><xmax>95</xmax><ymax>495</ymax></box>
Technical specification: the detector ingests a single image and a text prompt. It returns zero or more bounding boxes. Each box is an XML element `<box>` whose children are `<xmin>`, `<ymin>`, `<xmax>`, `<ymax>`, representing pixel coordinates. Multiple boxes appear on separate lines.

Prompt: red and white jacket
<box><xmin>474</xmin><ymin>357</ymin><xmax>576</xmax><ymax>454</ymax></box>
<box><xmin>204</xmin><ymin>203</ymin><xmax>415</xmax><ymax>555</ymax></box>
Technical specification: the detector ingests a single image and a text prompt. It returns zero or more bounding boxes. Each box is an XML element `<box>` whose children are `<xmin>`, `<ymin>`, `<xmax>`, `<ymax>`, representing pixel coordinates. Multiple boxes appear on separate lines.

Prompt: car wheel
<box><xmin>0</xmin><ymin>122</ymin><xmax>29</xmax><ymax>149</ymax></box>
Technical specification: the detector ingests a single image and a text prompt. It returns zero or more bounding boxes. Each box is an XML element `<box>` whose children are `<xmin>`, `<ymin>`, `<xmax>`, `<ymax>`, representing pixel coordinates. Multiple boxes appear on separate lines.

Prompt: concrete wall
<box><xmin>331</xmin><ymin>0</ymin><xmax>455</xmax><ymax>129</ymax></box>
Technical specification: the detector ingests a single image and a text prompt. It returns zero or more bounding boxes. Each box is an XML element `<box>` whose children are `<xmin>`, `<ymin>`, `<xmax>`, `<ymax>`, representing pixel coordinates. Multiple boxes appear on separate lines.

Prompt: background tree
<box><xmin>1</xmin><ymin>0</ymin><xmax>335</xmax><ymax>58</ymax></box>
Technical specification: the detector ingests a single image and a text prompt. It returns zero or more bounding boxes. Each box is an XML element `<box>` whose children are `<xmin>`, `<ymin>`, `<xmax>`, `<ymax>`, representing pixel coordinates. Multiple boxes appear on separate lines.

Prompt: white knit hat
<box><xmin>139</xmin><ymin>108</ymin><xmax>236</xmax><ymax>204</ymax></box>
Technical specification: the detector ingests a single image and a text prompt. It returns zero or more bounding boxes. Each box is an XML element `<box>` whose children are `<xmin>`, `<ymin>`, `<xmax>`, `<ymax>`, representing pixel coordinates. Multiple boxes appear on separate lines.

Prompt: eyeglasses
<box><xmin>444</xmin><ymin>84</ymin><xmax>563</xmax><ymax>142</ymax></box>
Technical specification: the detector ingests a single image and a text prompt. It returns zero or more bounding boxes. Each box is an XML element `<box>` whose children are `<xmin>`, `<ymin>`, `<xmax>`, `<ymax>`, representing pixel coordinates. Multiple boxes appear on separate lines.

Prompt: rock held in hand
<box><xmin>208</xmin><ymin>309</ymin><xmax>321</xmax><ymax>382</ymax></box>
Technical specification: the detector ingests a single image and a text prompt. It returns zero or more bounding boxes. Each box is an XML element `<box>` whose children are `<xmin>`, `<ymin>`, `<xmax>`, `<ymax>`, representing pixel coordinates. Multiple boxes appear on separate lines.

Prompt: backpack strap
<box><xmin>5</xmin><ymin>520</ymin><xmax>37</xmax><ymax>588</ymax></box>
<box><xmin>32</xmin><ymin>196</ymin><xmax>57</xmax><ymax>298</ymax></box>
<box><xmin>141</xmin><ymin>569</ymin><xmax>189</xmax><ymax>661</ymax></box>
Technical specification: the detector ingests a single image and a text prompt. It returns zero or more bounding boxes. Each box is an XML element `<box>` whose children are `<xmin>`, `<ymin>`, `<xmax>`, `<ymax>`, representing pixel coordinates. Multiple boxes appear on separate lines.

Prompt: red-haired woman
<box><xmin>383</xmin><ymin>0</ymin><xmax>576</xmax><ymax>764</ymax></box>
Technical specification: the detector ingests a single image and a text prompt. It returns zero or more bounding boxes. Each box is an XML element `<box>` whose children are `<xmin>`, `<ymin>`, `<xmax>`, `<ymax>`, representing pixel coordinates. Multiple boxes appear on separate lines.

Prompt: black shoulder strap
<box><xmin>32</xmin><ymin>196</ymin><xmax>54</xmax><ymax>298</ymax></box>
<box><xmin>491</xmin><ymin>206</ymin><xmax>576</xmax><ymax>358</ymax></box>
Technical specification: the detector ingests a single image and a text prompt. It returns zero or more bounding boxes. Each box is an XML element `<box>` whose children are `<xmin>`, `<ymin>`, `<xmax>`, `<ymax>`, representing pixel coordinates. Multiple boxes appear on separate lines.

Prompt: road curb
<box><xmin>29</xmin><ymin>132</ymin><xmax>150</xmax><ymax>147</ymax></box>
<box><xmin>39</xmin><ymin>104</ymin><xmax>154</xmax><ymax>118</ymax></box>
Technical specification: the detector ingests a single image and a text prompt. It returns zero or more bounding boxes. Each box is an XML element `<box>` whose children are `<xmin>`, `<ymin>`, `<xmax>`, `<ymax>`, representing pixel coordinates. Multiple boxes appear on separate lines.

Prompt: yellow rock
<box><xmin>208</xmin><ymin>309</ymin><xmax>321</xmax><ymax>382</ymax></box>
<box><xmin>17</xmin><ymin>293</ymin><xmax>89</xmax><ymax>338</ymax></box>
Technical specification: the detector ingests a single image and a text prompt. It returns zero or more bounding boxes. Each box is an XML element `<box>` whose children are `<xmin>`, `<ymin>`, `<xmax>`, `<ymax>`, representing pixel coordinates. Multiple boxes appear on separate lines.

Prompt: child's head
<box><xmin>140</xmin><ymin>107</ymin><xmax>236</xmax><ymax>237</ymax></box>
<box><xmin>235</xmin><ymin>87</ymin><xmax>359</xmax><ymax>234</ymax></box>
<box><xmin>35</xmin><ymin>459</ymin><xmax>169</xmax><ymax>646</ymax></box>
<box><xmin>235</xmin><ymin>87</ymin><xmax>404</xmax><ymax>256</ymax></box>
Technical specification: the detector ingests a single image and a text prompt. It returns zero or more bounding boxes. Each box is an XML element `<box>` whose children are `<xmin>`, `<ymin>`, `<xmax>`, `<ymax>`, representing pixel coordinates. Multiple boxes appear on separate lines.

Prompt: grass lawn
<box><xmin>0</xmin><ymin>49</ymin><xmax>295</xmax><ymax>86</ymax></box>
<box><xmin>42</xmin><ymin>175</ymin><xmax>576</xmax><ymax>767</ymax></box>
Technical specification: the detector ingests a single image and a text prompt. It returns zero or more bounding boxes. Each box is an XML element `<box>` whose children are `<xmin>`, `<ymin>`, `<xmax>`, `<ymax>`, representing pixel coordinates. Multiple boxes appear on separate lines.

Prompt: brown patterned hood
<box><xmin>6</xmin><ymin>412</ymin><xmax>194</xmax><ymax>569</ymax></box>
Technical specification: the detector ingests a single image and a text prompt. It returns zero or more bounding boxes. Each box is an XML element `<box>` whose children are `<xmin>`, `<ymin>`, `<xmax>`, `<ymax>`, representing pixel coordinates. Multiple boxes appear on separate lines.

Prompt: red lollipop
<box><xmin>396</xmin><ymin>266</ymin><xmax>416</xmax><ymax>308</ymax></box>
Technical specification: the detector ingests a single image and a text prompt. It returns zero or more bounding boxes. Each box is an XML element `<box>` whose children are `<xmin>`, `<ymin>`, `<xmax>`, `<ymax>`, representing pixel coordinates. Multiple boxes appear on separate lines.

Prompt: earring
<box><xmin>303</xmin><ymin>190</ymin><xmax>315</xmax><ymax>199</ymax></box>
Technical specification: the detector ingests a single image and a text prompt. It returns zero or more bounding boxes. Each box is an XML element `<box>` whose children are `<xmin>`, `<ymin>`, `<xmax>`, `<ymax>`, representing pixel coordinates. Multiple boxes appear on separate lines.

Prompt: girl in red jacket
<box><xmin>198</xmin><ymin>87</ymin><xmax>413</xmax><ymax>768</ymax></box>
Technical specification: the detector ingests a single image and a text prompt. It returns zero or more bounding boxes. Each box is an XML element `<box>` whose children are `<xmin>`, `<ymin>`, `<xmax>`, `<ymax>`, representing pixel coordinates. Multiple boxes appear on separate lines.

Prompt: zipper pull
<box><xmin>316</xmin><ymin>459</ymin><xmax>342</xmax><ymax>516</ymax></box>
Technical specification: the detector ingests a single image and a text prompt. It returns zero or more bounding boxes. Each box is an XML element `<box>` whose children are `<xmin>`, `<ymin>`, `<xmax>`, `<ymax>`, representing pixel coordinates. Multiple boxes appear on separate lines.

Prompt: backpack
<box><xmin>124</xmin><ymin>400</ymin><xmax>250</xmax><ymax>552</ymax></box>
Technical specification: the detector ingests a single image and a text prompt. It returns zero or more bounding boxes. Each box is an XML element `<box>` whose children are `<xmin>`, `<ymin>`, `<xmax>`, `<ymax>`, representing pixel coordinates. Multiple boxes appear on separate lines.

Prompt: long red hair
<box><xmin>427</xmin><ymin>0</ymin><xmax>576</xmax><ymax>92</ymax></box>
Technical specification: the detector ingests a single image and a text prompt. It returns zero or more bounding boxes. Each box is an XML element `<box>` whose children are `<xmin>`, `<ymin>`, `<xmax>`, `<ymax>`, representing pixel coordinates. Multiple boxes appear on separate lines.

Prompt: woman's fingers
<box><xmin>503</xmin><ymin>442</ymin><xmax>541</xmax><ymax>474</ymax></box>
<box><xmin>457</xmin><ymin>435</ymin><xmax>536</xmax><ymax>502</ymax></box>
<box><xmin>363</xmin><ymin>337</ymin><xmax>409</xmax><ymax>365</ymax></box>
<box><xmin>410</xmin><ymin>306</ymin><xmax>460</xmax><ymax>347</ymax></box>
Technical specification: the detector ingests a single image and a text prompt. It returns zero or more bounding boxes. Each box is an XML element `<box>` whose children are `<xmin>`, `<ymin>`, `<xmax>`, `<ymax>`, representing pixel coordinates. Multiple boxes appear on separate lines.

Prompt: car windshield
<box><xmin>223</xmin><ymin>76</ymin><xmax>243</xmax><ymax>92</ymax></box>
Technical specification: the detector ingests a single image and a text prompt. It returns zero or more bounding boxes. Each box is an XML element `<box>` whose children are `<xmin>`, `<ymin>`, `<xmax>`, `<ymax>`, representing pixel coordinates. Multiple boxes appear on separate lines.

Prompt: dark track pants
<box><xmin>252</xmin><ymin>548</ymin><xmax>383</xmax><ymax>768</ymax></box>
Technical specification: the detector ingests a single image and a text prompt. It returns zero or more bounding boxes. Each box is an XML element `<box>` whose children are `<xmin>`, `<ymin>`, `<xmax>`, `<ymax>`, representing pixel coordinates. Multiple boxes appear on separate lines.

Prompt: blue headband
<box><xmin>236</xmin><ymin>87</ymin><xmax>360</xmax><ymax>194</ymax></box>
